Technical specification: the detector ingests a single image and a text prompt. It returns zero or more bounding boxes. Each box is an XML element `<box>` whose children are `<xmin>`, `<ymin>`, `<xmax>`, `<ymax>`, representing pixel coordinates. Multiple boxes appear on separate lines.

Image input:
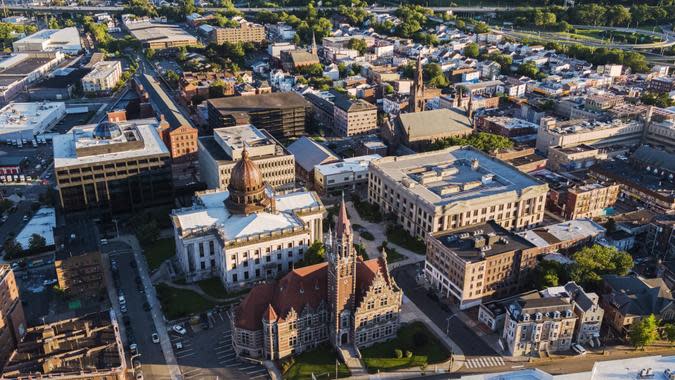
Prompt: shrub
<box><xmin>405</xmin><ymin>350</ymin><xmax>413</xmax><ymax>358</ymax></box>
<box><xmin>394</xmin><ymin>349</ymin><xmax>403</xmax><ymax>359</ymax></box>
<box><xmin>360</xmin><ymin>231</ymin><xmax>375</xmax><ymax>241</ymax></box>
<box><xmin>280</xmin><ymin>357</ymin><xmax>296</xmax><ymax>374</ymax></box>
<box><xmin>413</xmin><ymin>331</ymin><xmax>428</xmax><ymax>348</ymax></box>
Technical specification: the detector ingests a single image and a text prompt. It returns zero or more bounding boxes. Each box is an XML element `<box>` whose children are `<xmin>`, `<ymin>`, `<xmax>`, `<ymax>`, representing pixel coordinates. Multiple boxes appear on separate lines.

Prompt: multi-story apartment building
<box><xmin>207</xmin><ymin>92</ymin><xmax>311</xmax><ymax>139</ymax></box>
<box><xmin>540</xmin><ymin>282</ymin><xmax>603</xmax><ymax>347</ymax></box>
<box><xmin>368</xmin><ymin>147</ymin><xmax>548</xmax><ymax>240</ymax></box>
<box><xmin>53</xmin><ymin>221</ymin><xmax>104</xmax><ymax>298</ymax></box>
<box><xmin>53</xmin><ymin>117</ymin><xmax>173</xmax><ymax>214</ymax></box>
<box><xmin>536</xmin><ymin>119</ymin><xmax>644</xmax><ymax>156</ymax></box>
<box><xmin>332</xmin><ymin>96</ymin><xmax>378</xmax><ymax>137</ymax></box>
<box><xmin>502</xmin><ymin>296</ymin><xmax>577</xmax><ymax>356</ymax></box>
<box><xmin>648</xmin><ymin>77</ymin><xmax>675</xmax><ymax>93</ymax></box>
<box><xmin>210</xmin><ymin>22</ymin><xmax>265</xmax><ymax>45</ymax></box>
<box><xmin>0</xmin><ymin>264</ymin><xmax>26</xmax><ymax>369</ymax></box>
<box><xmin>1</xmin><ymin>310</ymin><xmax>126</xmax><ymax>380</ymax></box>
<box><xmin>81</xmin><ymin>60</ymin><xmax>122</xmax><ymax>95</ymax></box>
<box><xmin>156</xmin><ymin>116</ymin><xmax>199</xmax><ymax>162</ymax></box>
<box><xmin>546</xmin><ymin>145</ymin><xmax>604</xmax><ymax>172</ymax></box>
<box><xmin>314</xmin><ymin>155</ymin><xmax>381</xmax><ymax>195</ymax></box>
<box><xmin>425</xmin><ymin>221</ymin><xmax>542</xmax><ymax>310</ymax></box>
<box><xmin>198</xmin><ymin>124</ymin><xmax>295</xmax><ymax>190</ymax></box>
<box><xmin>230</xmin><ymin>200</ymin><xmax>402</xmax><ymax>360</ymax></box>
<box><xmin>171</xmin><ymin>151</ymin><xmax>324</xmax><ymax>287</ymax></box>
<box><xmin>535</xmin><ymin>171</ymin><xmax>619</xmax><ymax>220</ymax></box>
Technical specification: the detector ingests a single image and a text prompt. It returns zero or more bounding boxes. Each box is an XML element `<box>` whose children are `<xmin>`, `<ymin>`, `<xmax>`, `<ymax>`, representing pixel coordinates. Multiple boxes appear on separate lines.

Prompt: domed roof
<box><xmin>229</xmin><ymin>148</ymin><xmax>263</xmax><ymax>193</ymax></box>
<box><xmin>92</xmin><ymin>121</ymin><xmax>122</xmax><ymax>140</ymax></box>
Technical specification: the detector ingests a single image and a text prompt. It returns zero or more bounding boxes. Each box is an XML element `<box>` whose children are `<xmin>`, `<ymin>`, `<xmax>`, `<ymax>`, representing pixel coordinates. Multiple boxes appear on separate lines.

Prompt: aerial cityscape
<box><xmin>0</xmin><ymin>0</ymin><xmax>673</xmax><ymax>379</ymax></box>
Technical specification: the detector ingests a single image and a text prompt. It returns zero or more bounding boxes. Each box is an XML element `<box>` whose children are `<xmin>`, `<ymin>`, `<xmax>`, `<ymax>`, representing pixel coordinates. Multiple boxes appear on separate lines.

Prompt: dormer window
<box><xmin>553</xmin><ymin>311</ymin><xmax>561</xmax><ymax>319</ymax></box>
<box><xmin>523</xmin><ymin>314</ymin><xmax>530</xmax><ymax>321</ymax></box>
<box><xmin>535</xmin><ymin>312</ymin><xmax>543</xmax><ymax>321</ymax></box>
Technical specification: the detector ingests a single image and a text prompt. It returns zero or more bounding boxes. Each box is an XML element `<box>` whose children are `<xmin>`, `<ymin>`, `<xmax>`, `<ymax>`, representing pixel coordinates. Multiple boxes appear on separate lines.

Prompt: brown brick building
<box><xmin>0</xmin><ymin>265</ymin><xmax>26</xmax><ymax>370</ymax></box>
<box><xmin>210</xmin><ymin>22</ymin><xmax>265</xmax><ymax>45</ymax></box>
<box><xmin>53</xmin><ymin>222</ymin><xmax>104</xmax><ymax>297</ymax></box>
<box><xmin>157</xmin><ymin>119</ymin><xmax>199</xmax><ymax>163</ymax></box>
<box><xmin>424</xmin><ymin>221</ymin><xmax>542</xmax><ymax>310</ymax></box>
<box><xmin>179</xmin><ymin>71</ymin><xmax>235</xmax><ymax>106</ymax></box>
<box><xmin>230</xmin><ymin>200</ymin><xmax>402</xmax><ymax>360</ymax></box>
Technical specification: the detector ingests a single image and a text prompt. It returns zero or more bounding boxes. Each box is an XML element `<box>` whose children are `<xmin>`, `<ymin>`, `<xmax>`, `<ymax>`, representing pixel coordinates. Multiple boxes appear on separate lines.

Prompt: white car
<box><xmin>118</xmin><ymin>296</ymin><xmax>126</xmax><ymax>305</ymax></box>
<box><xmin>42</xmin><ymin>279</ymin><xmax>57</xmax><ymax>286</ymax></box>
<box><xmin>172</xmin><ymin>325</ymin><xmax>187</xmax><ymax>335</ymax></box>
<box><xmin>151</xmin><ymin>333</ymin><xmax>160</xmax><ymax>344</ymax></box>
<box><xmin>572</xmin><ymin>344</ymin><xmax>587</xmax><ymax>355</ymax></box>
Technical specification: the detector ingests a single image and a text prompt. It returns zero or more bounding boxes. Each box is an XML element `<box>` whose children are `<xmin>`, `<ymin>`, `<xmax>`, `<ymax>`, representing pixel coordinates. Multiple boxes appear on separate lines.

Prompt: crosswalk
<box><xmin>465</xmin><ymin>356</ymin><xmax>505</xmax><ymax>369</ymax></box>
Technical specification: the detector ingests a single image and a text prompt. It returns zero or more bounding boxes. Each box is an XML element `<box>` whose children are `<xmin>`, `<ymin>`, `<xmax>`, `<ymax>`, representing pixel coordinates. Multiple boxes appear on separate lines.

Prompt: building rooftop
<box><xmin>547</xmin><ymin>119</ymin><xmax>642</xmax><ymax>136</ymax></box>
<box><xmin>172</xmin><ymin>189</ymin><xmax>322</xmax><ymax>242</ymax></box>
<box><xmin>483</xmin><ymin>116</ymin><xmax>539</xmax><ymax>131</ymax></box>
<box><xmin>33</xmin><ymin>67</ymin><xmax>90</xmax><ymax>89</ymax></box>
<box><xmin>15</xmin><ymin>207</ymin><xmax>55</xmax><ymax>250</ymax></box>
<box><xmin>207</xmin><ymin>92</ymin><xmax>309</xmax><ymax>111</ymax></box>
<box><xmin>591</xmin><ymin>159</ymin><xmax>675</xmax><ymax>201</ymax></box>
<box><xmin>1</xmin><ymin>310</ymin><xmax>125</xmax><ymax>379</ymax></box>
<box><xmin>432</xmin><ymin>221</ymin><xmax>536</xmax><ymax>262</ymax></box>
<box><xmin>126</xmin><ymin>21</ymin><xmax>198</xmax><ymax>45</ymax></box>
<box><xmin>397</xmin><ymin>108</ymin><xmax>472</xmax><ymax>140</ymax></box>
<box><xmin>82</xmin><ymin>60</ymin><xmax>119</xmax><ymax>81</ymax></box>
<box><xmin>517</xmin><ymin>218</ymin><xmax>605</xmax><ymax>248</ymax></box>
<box><xmin>370</xmin><ymin>146</ymin><xmax>545</xmax><ymax>207</ymax></box>
<box><xmin>53</xmin><ymin>220</ymin><xmax>99</xmax><ymax>261</ymax></box>
<box><xmin>315</xmin><ymin>154</ymin><xmax>381</xmax><ymax>176</ymax></box>
<box><xmin>287</xmin><ymin>136</ymin><xmax>339</xmax><ymax>172</ymax></box>
<box><xmin>0</xmin><ymin>102</ymin><xmax>65</xmax><ymax>134</ymax></box>
<box><xmin>12</xmin><ymin>27</ymin><xmax>81</xmax><ymax>53</ymax></box>
<box><xmin>53</xmin><ymin>118</ymin><xmax>169</xmax><ymax>167</ymax></box>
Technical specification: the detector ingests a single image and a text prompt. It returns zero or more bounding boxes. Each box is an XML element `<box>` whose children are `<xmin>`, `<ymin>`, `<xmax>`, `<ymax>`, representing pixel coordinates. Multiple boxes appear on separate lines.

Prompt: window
<box><xmin>367</xmin><ymin>300</ymin><xmax>375</xmax><ymax>310</ymax></box>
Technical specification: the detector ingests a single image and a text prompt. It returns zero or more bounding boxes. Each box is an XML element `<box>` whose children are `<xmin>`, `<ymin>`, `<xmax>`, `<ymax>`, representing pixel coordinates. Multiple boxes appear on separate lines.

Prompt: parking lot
<box><xmin>168</xmin><ymin>310</ymin><xmax>269</xmax><ymax>380</ymax></box>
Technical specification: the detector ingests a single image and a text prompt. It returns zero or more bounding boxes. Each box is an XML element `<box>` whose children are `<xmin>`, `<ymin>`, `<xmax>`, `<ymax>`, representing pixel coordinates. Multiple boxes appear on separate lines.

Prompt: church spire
<box><xmin>408</xmin><ymin>54</ymin><xmax>424</xmax><ymax>113</ymax></box>
<box><xmin>335</xmin><ymin>196</ymin><xmax>351</xmax><ymax>238</ymax></box>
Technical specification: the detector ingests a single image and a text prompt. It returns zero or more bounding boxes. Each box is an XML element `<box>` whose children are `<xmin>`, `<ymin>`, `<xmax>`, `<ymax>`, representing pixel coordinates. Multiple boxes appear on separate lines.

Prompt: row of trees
<box><xmin>541</xmin><ymin>42</ymin><xmax>651</xmax><ymax>73</ymax></box>
<box><xmin>429</xmin><ymin>132</ymin><xmax>513</xmax><ymax>153</ymax></box>
<box><xmin>501</xmin><ymin>4</ymin><xmax>674</xmax><ymax>29</ymax></box>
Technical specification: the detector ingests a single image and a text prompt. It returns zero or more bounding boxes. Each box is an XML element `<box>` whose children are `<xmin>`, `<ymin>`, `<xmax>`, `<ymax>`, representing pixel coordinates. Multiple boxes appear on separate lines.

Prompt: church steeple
<box><xmin>408</xmin><ymin>54</ymin><xmax>425</xmax><ymax>113</ymax></box>
<box><xmin>327</xmin><ymin>197</ymin><xmax>356</xmax><ymax>347</ymax></box>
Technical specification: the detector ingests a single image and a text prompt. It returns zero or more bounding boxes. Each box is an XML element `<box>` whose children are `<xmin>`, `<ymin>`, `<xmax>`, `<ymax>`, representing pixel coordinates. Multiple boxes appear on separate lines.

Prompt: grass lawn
<box><xmin>360</xmin><ymin>231</ymin><xmax>375</xmax><ymax>241</ymax></box>
<box><xmin>384</xmin><ymin>246</ymin><xmax>404</xmax><ymax>263</ymax></box>
<box><xmin>155</xmin><ymin>283</ymin><xmax>217</xmax><ymax>320</ymax></box>
<box><xmin>385</xmin><ymin>225</ymin><xmax>426</xmax><ymax>255</ymax></box>
<box><xmin>283</xmin><ymin>346</ymin><xmax>351</xmax><ymax>380</ymax></box>
<box><xmin>361</xmin><ymin>322</ymin><xmax>450</xmax><ymax>373</ymax></box>
<box><xmin>196</xmin><ymin>278</ymin><xmax>229</xmax><ymax>298</ymax></box>
<box><xmin>143</xmin><ymin>238</ymin><xmax>175</xmax><ymax>271</ymax></box>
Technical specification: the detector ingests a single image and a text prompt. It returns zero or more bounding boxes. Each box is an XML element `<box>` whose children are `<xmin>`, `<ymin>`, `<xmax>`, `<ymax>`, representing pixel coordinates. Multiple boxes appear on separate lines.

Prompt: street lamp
<box><xmin>445</xmin><ymin>314</ymin><xmax>457</xmax><ymax>335</ymax></box>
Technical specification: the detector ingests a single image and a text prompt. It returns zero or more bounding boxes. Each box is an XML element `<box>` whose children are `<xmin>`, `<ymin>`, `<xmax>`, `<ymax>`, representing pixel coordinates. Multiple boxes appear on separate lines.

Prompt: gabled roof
<box><xmin>603</xmin><ymin>275</ymin><xmax>674</xmax><ymax>317</ymax></box>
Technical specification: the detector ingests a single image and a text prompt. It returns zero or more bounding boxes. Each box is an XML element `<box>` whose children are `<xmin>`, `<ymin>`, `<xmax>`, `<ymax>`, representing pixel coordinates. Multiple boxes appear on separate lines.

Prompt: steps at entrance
<box><xmin>338</xmin><ymin>345</ymin><xmax>367</xmax><ymax>376</ymax></box>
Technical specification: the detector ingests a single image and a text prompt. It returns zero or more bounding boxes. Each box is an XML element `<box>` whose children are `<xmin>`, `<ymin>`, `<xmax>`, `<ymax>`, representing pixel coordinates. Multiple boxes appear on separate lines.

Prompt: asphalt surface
<box><xmin>392</xmin><ymin>264</ymin><xmax>497</xmax><ymax>357</ymax></box>
<box><xmin>103</xmin><ymin>242</ymin><xmax>171</xmax><ymax>380</ymax></box>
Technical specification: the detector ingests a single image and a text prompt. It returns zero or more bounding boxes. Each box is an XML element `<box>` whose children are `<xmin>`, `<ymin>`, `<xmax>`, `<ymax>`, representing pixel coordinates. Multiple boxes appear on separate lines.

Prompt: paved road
<box><xmin>104</xmin><ymin>242</ymin><xmax>172</xmax><ymax>380</ymax></box>
<box><xmin>393</xmin><ymin>264</ymin><xmax>497</xmax><ymax>358</ymax></box>
<box><xmin>136</xmin><ymin>58</ymin><xmax>195</xmax><ymax>129</ymax></box>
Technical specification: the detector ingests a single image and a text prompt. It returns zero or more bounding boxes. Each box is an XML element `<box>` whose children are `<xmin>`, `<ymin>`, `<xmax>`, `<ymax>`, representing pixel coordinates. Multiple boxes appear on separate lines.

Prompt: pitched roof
<box><xmin>287</xmin><ymin>136</ymin><xmax>339</xmax><ymax>172</ymax></box>
<box><xmin>336</xmin><ymin>199</ymin><xmax>351</xmax><ymax>237</ymax></box>
<box><xmin>234</xmin><ymin>257</ymin><xmax>392</xmax><ymax>331</ymax></box>
<box><xmin>603</xmin><ymin>275</ymin><xmax>674</xmax><ymax>317</ymax></box>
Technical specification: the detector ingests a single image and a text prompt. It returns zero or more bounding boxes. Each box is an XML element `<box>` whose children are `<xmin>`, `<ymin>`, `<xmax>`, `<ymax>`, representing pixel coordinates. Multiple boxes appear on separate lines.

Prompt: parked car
<box><xmin>151</xmin><ymin>333</ymin><xmax>160</xmax><ymax>344</ymax></box>
<box><xmin>572</xmin><ymin>344</ymin><xmax>587</xmax><ymax>355</ymax></box>
<box><xmin>172</xmin><ymin>325</ymin><xmax>187</xmax><ymax>335</ymax></box>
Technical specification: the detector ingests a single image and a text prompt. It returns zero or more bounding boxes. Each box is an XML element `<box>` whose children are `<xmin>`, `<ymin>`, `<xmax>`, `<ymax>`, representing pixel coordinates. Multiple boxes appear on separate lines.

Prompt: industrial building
<box><xmin>0</xmin><ymin>101</ymin><xmax>66</xmax><ymax>141</ymax></box>
<box><xmin>12</xmin><ymin>27</ymin><xmax>82</xmax><ymax>54</ymax></box>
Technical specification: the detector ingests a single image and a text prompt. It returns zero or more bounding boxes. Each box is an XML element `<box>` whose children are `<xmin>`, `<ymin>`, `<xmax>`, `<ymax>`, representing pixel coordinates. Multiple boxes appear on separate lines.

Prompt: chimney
<box><xmin>107</xmin><ymin>110</ymin><xmax>127</xmax><ymax>122</ymax></box>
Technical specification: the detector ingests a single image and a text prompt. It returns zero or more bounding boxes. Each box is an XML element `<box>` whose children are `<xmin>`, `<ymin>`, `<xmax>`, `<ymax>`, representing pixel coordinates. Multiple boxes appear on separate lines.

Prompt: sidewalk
<box><xmin>114</xmin><ymin>234</ymin><xmax>183</xmax><ymax>380</ymax></box>
<box><xmin>345</xmin><ymin>202</ymin><xmax>425</xmax><ymax>269</ymax></box>
<box><xmin>346</xmin><ymin>295</ymin><xmax>465</xmax><ymax>380</ymax></box>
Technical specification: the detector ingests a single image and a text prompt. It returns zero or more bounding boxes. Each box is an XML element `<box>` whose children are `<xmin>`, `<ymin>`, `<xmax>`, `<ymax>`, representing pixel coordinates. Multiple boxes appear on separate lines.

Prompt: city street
<box><xmin>102</xmin><ymin>242</ymin><xmax>171</xmax><ymax>380</ymax></box>
<box><xmin>393</xmin><ymin>264</ymin><xmax>501</xmax><ymax>368</ymax></box>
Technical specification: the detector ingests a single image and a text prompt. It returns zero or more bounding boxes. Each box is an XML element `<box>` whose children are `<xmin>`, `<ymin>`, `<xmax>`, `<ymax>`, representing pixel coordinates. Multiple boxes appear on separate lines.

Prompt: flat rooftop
<box><xmin>208</xmin><ymin>92</ymin><xmax>309</xmax><ymax>112</ymax></box>
<box><xmin>432</xmin><ymin>221</ymin><xmax>535</xmax><ymax>262</ymax></box>
<box><xmin>127</xmin><ymin>21</ymin><xmax>198</xmax><ymax>44</ymax></box>
<box><xmin>518</xmin><ymin>218</ymin><xmax>605</xmax><ymax>248</ymax></box>
<box><xmin>83</xmin><ymin>60</ymin><xmax>119</xmax><ymax>80</ymax></box>
<box><xmin>214</xmin><ymin>124</ymin><xmax>272</xmax><ymax>150</ymax></box>
<box><xmin>54</xmin><ymin>221</ymin><xmax>99</xmax><ymax>260</ymax></box>
<box><xmin>16</xmin><ymin>207</ymin><xmax>55</xmax><ymax>250</ymax></box>
<box><xmin>0</xmin><ymin>102</ymin><xmax>65</xmax><ymax>130</ymax></box>
<box><xmin>315</xmin><ymin>154</ymin><xmax>381</xmax><ymax>176</ymax></box>
<box><xmin>371</xmin><ymin>147</ymin><xmax>545</xmax><ymax>206</ymax></box>
<box><xmin>53</xmin><ymin>118</ymin><xmax>169</xmax><ymax>167</ymax></box>
<box><xmin>548</xmin><ymin>119</ymin><xmax>642</xmax><ymax>136</ymax></box>
<box><xmin>1</xmin><ymin>310</ymin><xmax>125</xmax><ymax>379</ymax></box>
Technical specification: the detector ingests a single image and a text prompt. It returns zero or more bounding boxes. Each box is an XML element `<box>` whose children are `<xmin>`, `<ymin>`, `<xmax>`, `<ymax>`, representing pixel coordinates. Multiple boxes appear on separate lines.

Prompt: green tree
<box><xmin>474</xmin><ymin>22</ymin><xmax>489</xmax><ymax>33</ymax></box>
<box><xmin>430</xmin><ymin>132</ymin><xmax>513</xmax><ymax>153</ymax></box>
<box><xmin>146</xmin><ymin>48</ymin><xmax>156</xmax><ymax>60</ymax></box>
<box><xmin>3</xmin><ymin>238</ymin><xmax>21</xmax><ymax>257</ymax></box>
<box><xmin>455</xmin><ymin>19</ymin><xmax>465</xmax><ymax>30</ymax></box>
<box><xmin>297</xmin><ymin>241</ymin><xmax>325</xmax><ymax>267</ymax></box>
<box><xmin>183</xmin><ymin>0</ymin><xmax>196</xmax><ymax>15</ymax></box>
<box><xmin>348</xmin><ymin>38</ymin><xmax>367</xmax><ymax>55</ymax></box>
<box><xmin>517</xmin><ymin>61</ymin><xmax>539</xmax><ymax>79</ymax></box>
<box><xmin>165</xmin><ymin>70</ymin><xmax>180</xmax><ymax>84</ymax></box>
<box><xmin>663</xmin><ymin>323</ymin><xmax>675</xmax><ymax>343</ymax></box>
<box><xmin>28</xmin><ymin>233</ymin><xmax>46</xmax><ymax>252</ymax></box>
<box><xmin>48</xmin><ymin>17</ymin><xmax>60</xmax><ymax>29</ymax></box>
<box><xmin>136</xmin><ymin>220</ymin><xmax>159</xmax><ymax>246</ymax></box>
<box><xmin>534</xmin><ymin>260</ymin><xmax>568</xmax><ymax>289</ymax></box>
<box><xmin>209</xmin><ymin>79</ymin><xmax>227</xmax><ymax>98</ymax></box>
<box><xmin>570</xmin><ymin>245</ymin><xmax>633</xmax><ymax>288</ymax></box>
<box><xmin>423</xmin><ymin>63</ymin><xmax>448</xmax><ymax>88</ymax></box>
<box><xmin>629</xmin><ymin>314</ymin><xmax>659</xmax><ymax>349</ymax></box>
<box><xmin>605</xmin><ymin>5</ymin><xmax>631</xmax><ymax>27</ymax></box>
<box><xmin>384</xmin><ymin>83</ymin><xmax>394</xmax><ymax>94</ymax></box>
<box><xmin>641</xmin><ymin>92</ymin><xmax>675</xmax><ymax>108</ymax></box>
<box><xmin>463</xmin><ymin>42</ymin><xmax>479</xmax><ymax>58</ymax></box>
